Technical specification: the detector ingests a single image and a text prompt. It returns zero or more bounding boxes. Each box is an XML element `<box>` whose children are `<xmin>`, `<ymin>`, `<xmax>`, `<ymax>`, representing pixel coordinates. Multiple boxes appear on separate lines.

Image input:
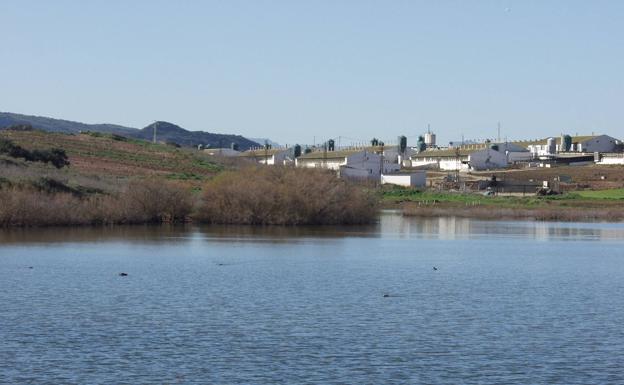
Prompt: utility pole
<box><xmin>153</xmin><ymin>121</ymin><xmax>158</xmax><ymax>143</ymax></box>
<box><xmin>497</xmin><ymin>122</ymin><xmax>501</xmax><ymax>143</ymax></box>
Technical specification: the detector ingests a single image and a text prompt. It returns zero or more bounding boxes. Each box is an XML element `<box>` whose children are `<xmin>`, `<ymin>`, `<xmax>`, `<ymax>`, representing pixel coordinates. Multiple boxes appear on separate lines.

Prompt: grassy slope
<box><xmin>0</xmin><ymin>130</ymin><xmax>224</xmax><ymax>192</ymax></box>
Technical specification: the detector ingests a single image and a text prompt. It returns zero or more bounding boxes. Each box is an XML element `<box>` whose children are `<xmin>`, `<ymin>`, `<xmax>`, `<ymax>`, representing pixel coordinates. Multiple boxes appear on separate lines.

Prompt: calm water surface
<box><xmin>1</xmin><ymin>214</ymin><xmax>624</xmax><ymax>384</ymax></box>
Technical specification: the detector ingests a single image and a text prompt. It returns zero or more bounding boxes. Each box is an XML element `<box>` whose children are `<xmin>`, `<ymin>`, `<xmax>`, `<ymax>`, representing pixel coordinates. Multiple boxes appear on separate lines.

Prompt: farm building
<box><xmin>238</xmin><ymin>148</ymin><xmax>293</xmax><ymax>165</ymax></box>
<box><xmin>203</xmin><ymin>148</ymin><xmax>241</xmax><ymax>157</ymax></box>
<box><xmin>409</xmin><ymin>146</ymin><xmax>509</xmax><ymax>171</ymax></box>
<box><xmin>295</xmin><ymin>149</ymin><xmax>400</xmax><ymax>180</ymax></box>
<box><xmin>520</xmin><ymin>135</ymin><xmax>620</xmax><ymax>156</ymax></box>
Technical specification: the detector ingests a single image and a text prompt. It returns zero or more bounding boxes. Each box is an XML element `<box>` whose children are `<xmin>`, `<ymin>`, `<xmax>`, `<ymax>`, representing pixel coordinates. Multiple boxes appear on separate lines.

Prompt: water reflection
<box><xmin>1</xmin><ymin>213</ymin><xmax>623</xmax><ymax>245</ymax></box>
<box><xmin>379</xmin><ymin>213</ymin><xmax>624</xmax><ymax>241</ymax></box>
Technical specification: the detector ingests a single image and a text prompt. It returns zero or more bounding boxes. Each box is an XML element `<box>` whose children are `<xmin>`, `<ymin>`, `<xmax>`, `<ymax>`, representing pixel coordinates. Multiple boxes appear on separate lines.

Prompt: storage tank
<box><xmin>416</xmin><ymin>135</ymin><xmax>426</xmax><ymax>153</ymax></box>
<box><xmin>547</xmin><ymin>137</ymin><xmax>556</xmax><ymax>154</ymax></box>
<box><xmin>424</xmin><ymin>132</ymin><xmax>436</xmax><ymax>147</ymax></box>
<box><xmin>561</xmin><ymin>134</ymin><xmax>572</xmax><ymax>152</ymax></box>
<box><xmin>398</xmin><ymin>135</ymin><xmax>407</xmax><ymax>153</ymax></box>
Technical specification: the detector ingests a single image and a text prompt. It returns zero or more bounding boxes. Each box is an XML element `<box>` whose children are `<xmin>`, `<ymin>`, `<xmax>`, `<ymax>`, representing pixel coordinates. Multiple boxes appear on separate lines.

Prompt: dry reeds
<box><xmin>0</xmin><ymin>179</ymin><xmax>194</xmax><ymax>227</ymax></box>
<box><xmin>197</xmin><ymin>166</ymin><xmax>378</xmax><ymax>225</ymax></box>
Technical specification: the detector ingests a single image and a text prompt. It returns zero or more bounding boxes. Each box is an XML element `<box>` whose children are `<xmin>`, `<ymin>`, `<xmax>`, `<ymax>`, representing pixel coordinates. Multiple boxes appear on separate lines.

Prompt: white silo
<box><xmin>547</xmin><ymin>137</ymin><xmax>556</xmax><ymax>155</ymax></box>
<box><xmin>424</xmin><ymin>132</ymin><xmax>436</xmax><ymax>148</ymax></box>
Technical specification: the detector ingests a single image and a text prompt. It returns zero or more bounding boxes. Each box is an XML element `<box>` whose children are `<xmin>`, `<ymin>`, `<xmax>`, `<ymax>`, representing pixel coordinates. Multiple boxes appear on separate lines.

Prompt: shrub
<box><xmin>0</xmin><ymin>138</ymin><xmax>30</xmax><ymax>159</ymax></box>
<box><xmin>120</xmin><ymin>179</ymin><xmax>195</xmax><ymax>223</ymax></box>
<box><xmin>0</xmin><ymin>180</ymin><xmax>194</xmax><ymax>227</ymax></box>
<box><xmin>197</xmin><ymin>166</ymin><xmax>378</xmax><ymax>225</ymax></box>
<box><xmin>0</xmin><ymin>138</ymin><xmax>69</xmax><ymax>168</ymax></box>
<box><xmin>30</xmin><ymin>148</ymin><xmax>70</xmax><ymax>168</ymax></box>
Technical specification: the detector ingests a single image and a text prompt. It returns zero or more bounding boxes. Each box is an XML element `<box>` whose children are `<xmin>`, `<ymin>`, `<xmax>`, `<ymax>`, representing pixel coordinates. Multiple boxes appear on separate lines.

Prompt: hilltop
<box><xmin>138</xmin><ymin>121</ymin><xmax>258</xmax><ymax>149</ymax></box>
<box><xmin>0</xmin><ymin>112</ymin><xmax>260</xmax><ymax>150</ymax></box>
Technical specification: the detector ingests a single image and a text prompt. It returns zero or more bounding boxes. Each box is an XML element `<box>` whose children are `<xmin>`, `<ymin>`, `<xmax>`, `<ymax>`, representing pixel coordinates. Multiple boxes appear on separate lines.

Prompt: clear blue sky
<box><xmin>1</xmin><ymin>0</ymin><xmax>622</xmax><ymax>146</ymax></box>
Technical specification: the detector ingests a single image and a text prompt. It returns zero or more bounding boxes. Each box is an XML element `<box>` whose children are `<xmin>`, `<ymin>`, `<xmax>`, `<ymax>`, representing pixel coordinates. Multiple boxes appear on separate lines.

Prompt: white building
<box><xmin>596</xmin><ymin>153</ymin><xmax>624</xmax><ymax>165</ymax></box>
<box><xmin>497</xmin><ymin>142</ymin><xmax>533</xmax><ymax>163</ymax></box>
<box><xmin>410</xmin><ymin>146</ymin><xmax>509</xmax><ymax>171</ymax></box>
<box><xmin>523</xmin><ymin>135</ymin><xmax>620</xmax><ymax>156</ymax></box>
<box><xmin>239</xmin><ymin>148</ymin><xmax>292</xmax><ymax>165</ymax></box>
<box><xmin>203</xmin><ymin>148</ymin><xmax>241</xmax><ymax>157</ymax></box>
<box><xmin>381</xmin><ymin>172</ymin><xmax>426</xmax><ymax>187</ymax></box>
<box><xmin>295</xmin><ymin>149</ymin><xmax>400</xmax><ymax>180</ymax></box>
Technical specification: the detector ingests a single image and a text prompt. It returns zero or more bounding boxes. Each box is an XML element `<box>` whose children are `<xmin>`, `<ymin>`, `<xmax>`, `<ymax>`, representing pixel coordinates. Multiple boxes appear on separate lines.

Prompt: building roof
<box><xmin>297</xmin><ymin>149</ymin><xmax>371</xmax><ymax>160</ymax></box>
<box><xmin>411</xmin><ymin>147</ymin><xmax>486</xmax><ymax>158</ymax></box>
<box><xmin>239</xmin><ymin>148</ymin><xmax>289</xmax><ymax>157</ymax></box>
<box><xmin>513</xmin><ymin>135</ymin><xmax>600</xmax><ymax>147</ymax></box>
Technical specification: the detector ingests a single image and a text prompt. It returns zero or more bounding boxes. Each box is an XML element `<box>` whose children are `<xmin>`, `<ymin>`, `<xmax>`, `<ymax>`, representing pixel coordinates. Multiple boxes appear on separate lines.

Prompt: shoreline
<box><xmin>400</xmin><ymin>205</ymin><xmax>624</xmax><ymax>222</ymax></box>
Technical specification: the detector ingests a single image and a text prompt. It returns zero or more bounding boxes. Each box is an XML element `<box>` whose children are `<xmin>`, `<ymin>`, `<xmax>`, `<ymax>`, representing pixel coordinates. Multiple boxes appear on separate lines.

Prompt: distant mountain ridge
<box><xmin>0</xmin><ymin>112</ymin><xmax>260</xmax><ymax>150</ymax></box>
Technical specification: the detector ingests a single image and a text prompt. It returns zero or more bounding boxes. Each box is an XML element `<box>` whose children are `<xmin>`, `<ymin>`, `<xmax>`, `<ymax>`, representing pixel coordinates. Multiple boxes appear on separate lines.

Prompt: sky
<box><xmin>1</xmin><ymin>0</ymin><xmax>622</xmax><ymax>146</ymax></box>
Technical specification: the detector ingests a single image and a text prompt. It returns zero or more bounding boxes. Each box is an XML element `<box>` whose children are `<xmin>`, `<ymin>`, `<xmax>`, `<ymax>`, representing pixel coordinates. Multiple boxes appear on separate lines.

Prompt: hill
<box><xmin>138</xmin><ymin>121</ymin><xmax>258</xmax><ymax>149</ymax></box>
<box><xmin>0</xmin><ymin>129</ymin><xmax>226</xmax><ymax>194</ymax></box>
<box><xmin>0</xmin><ymin>112</ymin><xmax>260</xmax><ymax>150</ymax></box>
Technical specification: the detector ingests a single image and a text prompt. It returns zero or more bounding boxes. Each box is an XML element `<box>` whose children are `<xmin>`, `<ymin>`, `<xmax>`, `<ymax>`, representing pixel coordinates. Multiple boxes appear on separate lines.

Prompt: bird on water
<box><xmin>433</xmin><ymin>266</ymin><xmax>438</xmax><ymax>271</ymax></box>
<box><xmin>119</xmin><ymin>272</ymin><xmax>128</xmax><ymax>277</ymax></box>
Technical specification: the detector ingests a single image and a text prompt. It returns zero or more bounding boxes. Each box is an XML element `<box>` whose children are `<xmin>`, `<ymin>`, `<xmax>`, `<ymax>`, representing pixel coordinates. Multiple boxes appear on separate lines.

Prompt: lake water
<box><xmin>1</xmin><ymin>213</ymin><xmax>624</xmax><ymax>384</ymax></box>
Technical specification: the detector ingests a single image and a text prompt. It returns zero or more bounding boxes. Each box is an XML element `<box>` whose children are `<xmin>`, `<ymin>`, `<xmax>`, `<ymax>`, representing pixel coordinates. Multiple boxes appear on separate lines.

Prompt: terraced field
<box><xmin>1</xmin><ymin>130</ymin><xmax>221</xmax><ymax>176</ymax></box>
<box><xmin>0</xmin><ymin>130</ymin><xmax>226</xmax><ymax>193</ymax></box>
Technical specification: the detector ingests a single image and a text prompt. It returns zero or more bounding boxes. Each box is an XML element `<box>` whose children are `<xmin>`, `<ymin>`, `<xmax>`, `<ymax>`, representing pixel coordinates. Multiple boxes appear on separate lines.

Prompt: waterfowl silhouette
<box><xmin>119</xmin><ymin>272</ymin><xmax>128</xmax><ymax>277</ymax></box>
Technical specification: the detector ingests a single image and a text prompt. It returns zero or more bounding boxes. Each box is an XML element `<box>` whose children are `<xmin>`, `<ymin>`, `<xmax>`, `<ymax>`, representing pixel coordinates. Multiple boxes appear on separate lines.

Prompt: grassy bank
<box><xmin>382</xmin><ymin>187</ymin><xmax>624</xmax><ymax>221</ymax></box>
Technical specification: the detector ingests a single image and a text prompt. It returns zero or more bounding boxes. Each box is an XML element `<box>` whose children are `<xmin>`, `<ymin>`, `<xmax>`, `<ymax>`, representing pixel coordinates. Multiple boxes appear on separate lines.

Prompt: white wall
<box><xmin>597</xmin><ymin>154</ymin><xmax>624</xmax><ymax>165</ymax></box>
<box><xmin>579</xmin><ymin>135</ymin><xmax>619</xmax><ymax>153</ymax></box>
<box><xmin>506</xmin><ymin>151</ymin><xmax>533</xmax><ymax>163</ymax></box>
<box><xmin>296</xmin><ymin>158</ymin><xmax>346</xmax><ymax>170</ymax></box>
<box><xmin>381</xmin><ymin>172</ymin><xmax>426</xmax><ymax>187</ymax></box>
<box><xmin>439</xmin><ymin>158</ymin><xmax>470</xmax><ymax>171</ymax></box>
<box><xmin>468</xmin><ymin>148</ymin><xmax>508</xmax><ymax>170</ymax></box>
<box><xmin>204</xmin><ymin>148</ymin><xmax>240</xmax><ymax>157</ymax></box>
